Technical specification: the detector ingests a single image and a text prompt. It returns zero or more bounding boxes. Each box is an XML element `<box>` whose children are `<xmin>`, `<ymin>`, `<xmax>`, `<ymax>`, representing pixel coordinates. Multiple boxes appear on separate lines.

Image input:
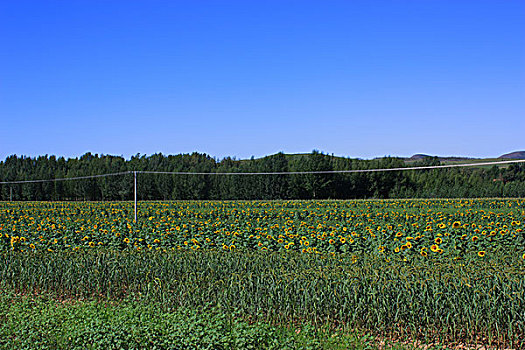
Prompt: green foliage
<box><xmin>1</xmin><ymin>152</ymin><xmax>524</xmax><ymax>200</ymax></box>
<box><xmin>0</xmin><ymin>295</ymin><xmax>281</xmax><ymax>349</ymax></box>
<box><xmin>1</xmin><ymin>250</ymin><xmax>523</xmax><ymax>348</ymax></box>
<box><xmin>0</xmin><ymin>294</ymin><xmax>419</xmax><ymax>350</ymax></box>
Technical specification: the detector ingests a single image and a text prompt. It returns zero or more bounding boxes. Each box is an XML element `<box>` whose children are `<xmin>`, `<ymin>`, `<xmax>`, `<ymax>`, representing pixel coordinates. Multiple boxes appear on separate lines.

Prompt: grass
<box><xmin>1</xmin><ymin>250</ymin><xmax>523</xmax><ymax>349</ymax></box>
<box><xmin>0</xmin><ymin>293</ymin><xmax>425</xmax><ymax>350</ymax></box>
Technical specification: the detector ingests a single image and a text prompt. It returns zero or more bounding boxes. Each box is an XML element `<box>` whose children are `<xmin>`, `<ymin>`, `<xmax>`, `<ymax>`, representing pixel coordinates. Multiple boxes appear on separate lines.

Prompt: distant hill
<box><xmin>409</xmin><ymin>154</ymin><xmax>431</xmax><ymax>160</ymax></box>
<box><xmin>499</xmin><ymin>151</ymin><xmax>525</xmax><ymax>159</ymax></box>
<box><xmin>407</xmin><ymin>152</ymin><xmax>525</xmax><ymax>162</ymax></box>
<box><xmin>406</xmin><ymin>154</ymin><xmax>475</xmax><ymax>163</ymax></box>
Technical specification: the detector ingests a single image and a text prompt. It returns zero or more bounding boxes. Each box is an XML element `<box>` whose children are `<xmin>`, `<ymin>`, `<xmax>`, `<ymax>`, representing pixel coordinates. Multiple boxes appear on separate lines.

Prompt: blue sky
<box><xmin>1</xmin><ymin>0</ymin><xmax>524</xmax><ymax>160</ymax></box>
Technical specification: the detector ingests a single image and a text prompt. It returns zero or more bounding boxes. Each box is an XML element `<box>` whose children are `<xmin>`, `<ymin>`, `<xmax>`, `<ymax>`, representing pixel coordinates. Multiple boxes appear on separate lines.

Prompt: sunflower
<box><xmin>430</xmin><ymin>244</ymin><xmax>439</xmax><ymax>252</ymax></box>
<box><xmin>452</xmin><ymin>221</ymin><xmax>461</xmax><ymax>229</ymax></box>
<box><xmin>434</xmin><ymin>237</ymin><xmax>443</xmax><ymax>244</ymax></box>
<box><xmin>420</xmin><ymin>250</ymin><xmax>428</xmax><ymax>257</ymax></box>
<box><xmin>477</xmin><ymin>251</ymin><xmax>486</xmax><ymax>257</ymax></box>
<box><xmin>472</xmin><ymin>236</ymin><xmax>479</xmax><ymax>242</ymax></box>
<box><xmin>88</xmin><ymin>241</ymin><xmax>95</xmax><ymax>248</ymax></box>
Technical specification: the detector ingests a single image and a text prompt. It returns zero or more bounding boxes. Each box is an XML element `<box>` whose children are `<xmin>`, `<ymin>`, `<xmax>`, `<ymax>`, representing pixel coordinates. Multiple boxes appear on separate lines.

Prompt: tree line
<box><xmin>0</xmin><ymin>151</ymin><xmax>524</xmax><ymax>201</ymax></box>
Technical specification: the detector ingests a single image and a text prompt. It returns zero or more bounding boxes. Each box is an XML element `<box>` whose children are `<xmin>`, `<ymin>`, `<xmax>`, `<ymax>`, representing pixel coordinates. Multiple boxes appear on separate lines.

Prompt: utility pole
<box><xmin>10</xmin><ymin>187</ymin><xmax>12</xmax><ymax>201</ymax></box>
<box><xmin>134</xmin><ymin>171</ymin><xmax>137</xmax><ymax>222</ymax></box>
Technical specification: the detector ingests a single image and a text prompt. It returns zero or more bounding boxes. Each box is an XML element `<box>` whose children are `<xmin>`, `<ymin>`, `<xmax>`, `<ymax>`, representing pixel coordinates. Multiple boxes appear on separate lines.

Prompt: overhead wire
<box><xmin>0</xmin><ymin>171</ymin><xmax>132</xmax><ymax>184</ymax></box>
<box><xmin>138</xmin><ymin>159</ymin><xmax>525</xmax><ymax>176</ymax></box>
<box><xmin>0</xmin><ymin>159</ymin><xmax>524</xmax><ymax>184</ymax></box>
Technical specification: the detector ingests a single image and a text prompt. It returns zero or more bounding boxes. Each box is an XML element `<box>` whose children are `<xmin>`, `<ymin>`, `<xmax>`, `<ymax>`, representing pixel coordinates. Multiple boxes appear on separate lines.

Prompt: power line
<box><xmin>139</xmin><ymin>159</ymin><xmax>525</xmax><ymax>176</ymax></box>
<box><xmin>0</xmin><ymin>159</ymin><xmax>524</xmax><ymax>185</ymax></box>
<box><xmin>0</xmin><ymin>171</ymin><xmax>131</xmax><ymax>184</ymax></box>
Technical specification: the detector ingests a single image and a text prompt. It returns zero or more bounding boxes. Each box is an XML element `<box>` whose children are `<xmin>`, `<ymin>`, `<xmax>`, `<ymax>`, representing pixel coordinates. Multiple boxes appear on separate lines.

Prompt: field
<box><xmin>1</xmin><ymin>199</ymin><xmax>524</xmax><ymax>349</ymax></box>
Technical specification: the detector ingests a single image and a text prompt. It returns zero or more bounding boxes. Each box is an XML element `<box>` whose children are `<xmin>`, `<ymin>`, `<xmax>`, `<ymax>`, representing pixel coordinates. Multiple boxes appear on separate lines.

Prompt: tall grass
<box><xmin>1</xmin><ymin>250</ymin><xmax>523</xmax><ymax>348</ymax></box>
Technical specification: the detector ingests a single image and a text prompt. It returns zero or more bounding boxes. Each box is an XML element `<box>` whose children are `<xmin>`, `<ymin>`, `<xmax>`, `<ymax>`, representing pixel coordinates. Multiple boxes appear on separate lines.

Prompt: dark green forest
<box><xmin>1</xmin><ymin>151</ymin><xmax>524</xmax><ymax>200</ymax></box>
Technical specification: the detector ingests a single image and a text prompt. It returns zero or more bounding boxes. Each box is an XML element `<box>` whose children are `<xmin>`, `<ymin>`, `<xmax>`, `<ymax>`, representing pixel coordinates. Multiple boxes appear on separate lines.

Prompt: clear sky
<box><xmin>1</xmin><ymin>0</ymin><xmax>524</xmax><ymax>161</ymax></box>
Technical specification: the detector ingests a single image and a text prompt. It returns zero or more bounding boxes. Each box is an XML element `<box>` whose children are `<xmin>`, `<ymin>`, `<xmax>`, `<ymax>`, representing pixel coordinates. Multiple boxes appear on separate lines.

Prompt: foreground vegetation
<box><xmin>4</xmin><ymin>293</ymin><xmax>400</xmax><ymax>350</ymax></box>
<box><xmin>1</xmin><ymin>199</ymin><xmax>524</xmax><ymax>348</ymax></box>
<box><xmin>2</xmin><ymin>250</ymin><xmax>523</xmax><ymax>349</ymax></box>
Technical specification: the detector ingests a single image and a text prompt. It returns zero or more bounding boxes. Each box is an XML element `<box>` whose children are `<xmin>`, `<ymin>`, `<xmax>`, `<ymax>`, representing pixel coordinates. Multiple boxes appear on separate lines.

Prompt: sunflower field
<box><xmin>1</xmin><ymin>199</ymin><xmax>524</xmax><ymax>348</ymax></box>
<box><xmin>2</xmin><ymin>199</ymin><xmax>524</xmax><ymax>258</ymax></box>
